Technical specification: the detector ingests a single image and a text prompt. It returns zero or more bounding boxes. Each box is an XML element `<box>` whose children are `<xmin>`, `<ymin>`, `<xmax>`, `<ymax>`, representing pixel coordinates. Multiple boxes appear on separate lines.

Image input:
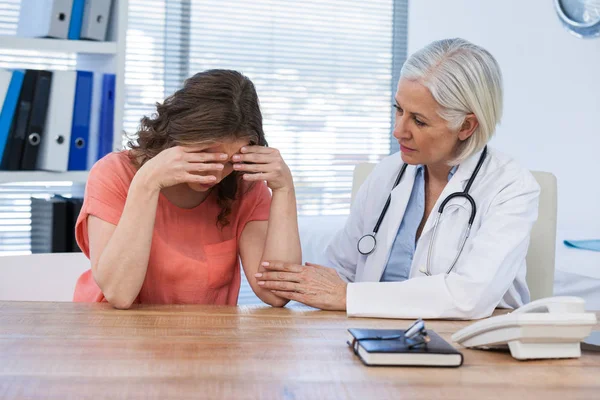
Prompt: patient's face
<box><xmin>392</xmin><ymin>78</ymin><xmax>476</xmax><ymax>169</ymax></box>
<box><xmin>186</xmin><ymin>139</ymin><xmax>250</xmax><ymax>192</ymax></box>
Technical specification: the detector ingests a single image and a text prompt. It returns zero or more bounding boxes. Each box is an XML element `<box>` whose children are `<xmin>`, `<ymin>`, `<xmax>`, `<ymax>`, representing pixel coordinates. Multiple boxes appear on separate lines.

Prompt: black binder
<box><xmin>1</xmin><ymin>69</ymin><xmax>38</xmax><ymax>170</ymax></box>
<box><xmin>31</xmin><ymin>195</ymin><xmax>83</xmax><ymax>253</ymax></box>
<box><xmin>31</xmin><ymin>196</ymin><xmax>69</xmax><ymax>253</ymax></box>
<box><xmin>70</xmin><ymin>197</ymin><xmax>84</xmax><ymax>252</ymax></box>
<box><xmin>20</xmin><ymin>70</ymin><xmax>53</xmax><ymax>170</ymax></box>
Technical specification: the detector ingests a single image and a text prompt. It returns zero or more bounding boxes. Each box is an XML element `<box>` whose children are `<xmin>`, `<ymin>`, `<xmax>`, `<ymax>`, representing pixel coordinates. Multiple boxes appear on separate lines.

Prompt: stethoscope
<box><xmin>357</xmin><ymin>146</ymin><xmax>488</xmax><ymax>276</ymax></box>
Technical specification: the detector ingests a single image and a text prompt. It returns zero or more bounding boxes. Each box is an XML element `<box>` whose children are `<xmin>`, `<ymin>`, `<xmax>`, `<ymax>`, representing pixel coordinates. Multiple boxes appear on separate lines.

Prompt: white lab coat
<box><xmin>325</xmin><ymin>147</ymin><xmax>540</xmax><ymax>320</ymax></box>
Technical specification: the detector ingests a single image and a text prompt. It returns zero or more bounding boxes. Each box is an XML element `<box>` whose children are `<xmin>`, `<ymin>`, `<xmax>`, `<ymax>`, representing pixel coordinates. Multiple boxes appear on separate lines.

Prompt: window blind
<box><xmin>126</xmin><ymin>0</ymin><xmax>398</xmax><ymax>216</ymax></box>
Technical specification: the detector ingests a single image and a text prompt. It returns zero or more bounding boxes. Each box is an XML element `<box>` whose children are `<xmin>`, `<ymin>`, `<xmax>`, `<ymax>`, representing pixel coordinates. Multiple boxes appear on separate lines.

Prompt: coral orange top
<box><xmin>73</xmin><ymin>151</ymin><xmax>271</xmax><ymax>305</ymax></box>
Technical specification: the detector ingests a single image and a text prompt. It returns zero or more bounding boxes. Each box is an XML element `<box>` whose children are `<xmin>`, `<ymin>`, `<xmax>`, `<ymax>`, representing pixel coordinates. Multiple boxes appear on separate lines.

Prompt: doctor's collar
<box><xmin>415</xmin><ymin>164</ymin><xmax>458</xmax><ymax>181</ymax></box>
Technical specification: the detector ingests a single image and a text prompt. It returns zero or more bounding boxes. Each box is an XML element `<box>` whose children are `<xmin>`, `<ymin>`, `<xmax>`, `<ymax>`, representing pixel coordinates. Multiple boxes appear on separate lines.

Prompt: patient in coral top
<box><xmin>73</xmin><ymin>69</ymin><xmax>301</xmax><ymax>309</ymax></box>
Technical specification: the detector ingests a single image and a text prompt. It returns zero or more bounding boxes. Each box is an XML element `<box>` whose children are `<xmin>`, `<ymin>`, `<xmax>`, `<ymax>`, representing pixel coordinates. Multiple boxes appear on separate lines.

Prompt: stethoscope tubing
<box><xmin>357</xmin><ymin>147</ymin><xmax>488</xmax><ymax>273</ymax></box>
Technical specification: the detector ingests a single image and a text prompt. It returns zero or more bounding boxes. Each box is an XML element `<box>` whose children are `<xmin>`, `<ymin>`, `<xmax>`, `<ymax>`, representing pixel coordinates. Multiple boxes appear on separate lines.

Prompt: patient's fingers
<box><xmin>261</xmin><ymin>261</ymin><xmax>304</xmax><ymax>273</ymax></box>
<box><xmin>242</xmin><ymin>172</ymin><xmax>274</xmax><ymax>182</ymax></box>
<box><xmin>233</xmin><ymin>162</ymin><xmax>268</xmax><ymax>173</ymax></box>
<box><xmin>240</xmin><ymin>146</ymin><xmax>273</xmax><ymax>154</ymax></box>
<box><xmin>232</xmin><ymin>152</ymin><xmax>275</xmax><ymax>164</ymax></box>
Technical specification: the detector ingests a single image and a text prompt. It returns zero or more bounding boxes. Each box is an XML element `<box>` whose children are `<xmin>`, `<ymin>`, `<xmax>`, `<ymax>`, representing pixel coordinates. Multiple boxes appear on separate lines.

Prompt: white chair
<box><xmin>0</xmin><ymin>253</ymin><xmax>88</xmax><ymax>301</ymax></box>
<box><xmin>351</xmin><ymin>163</ymin><xmax>557</xmax><ymax>301</ymax></box>
<box><xmin>526</xmin><ymin>171</ymin><xmax>557</xmax><ymax>300</ymax></box>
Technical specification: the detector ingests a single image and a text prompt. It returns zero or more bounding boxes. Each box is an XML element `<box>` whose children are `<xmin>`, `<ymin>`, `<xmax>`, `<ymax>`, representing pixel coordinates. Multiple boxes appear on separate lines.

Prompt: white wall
<box><xmin>408</xmin><ymin>0</ymin><xmax>600</xmax><ymax>232</ymax></box>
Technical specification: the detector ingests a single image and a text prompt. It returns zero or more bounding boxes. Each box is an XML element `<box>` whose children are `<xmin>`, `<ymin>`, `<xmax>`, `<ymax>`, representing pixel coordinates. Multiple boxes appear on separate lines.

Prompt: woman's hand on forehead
<box><xmin>183</xmin><ymin>141</ymin><xmax>251</xmax><ymax>161</ymax></box>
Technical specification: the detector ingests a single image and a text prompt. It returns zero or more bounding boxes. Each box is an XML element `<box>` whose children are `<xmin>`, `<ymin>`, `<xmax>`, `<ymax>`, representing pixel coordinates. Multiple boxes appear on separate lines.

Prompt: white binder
<box><xmin>80</xmin><ymin>0</ymin><xmax>113</xmax><ymax>41</ymax></box>
<box><xmin>17</xmin><ymin>0</ymin><xmax>74</xmax><ymax>39</ymax></box>
<box><xmin>0</xmin><ymin>69</ymin><xmax>11</xmax><ymax>111</ymax></box>
<box><xmin>37</xmin><ymin>71</ymin><xmax>77</xmax><ymax>172</ymax></box>
<box><xmin>86</xmin><ymin>71</ymin><xmax>103</xmax><ymax>169</ymax></box>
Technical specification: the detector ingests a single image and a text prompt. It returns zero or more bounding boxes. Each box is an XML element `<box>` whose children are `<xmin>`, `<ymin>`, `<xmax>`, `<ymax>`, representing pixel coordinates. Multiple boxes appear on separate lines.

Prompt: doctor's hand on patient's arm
<box><xmin>254</xmin><ymin>262</ymin><xmax>347</xmax><ymax>311</ymax></box>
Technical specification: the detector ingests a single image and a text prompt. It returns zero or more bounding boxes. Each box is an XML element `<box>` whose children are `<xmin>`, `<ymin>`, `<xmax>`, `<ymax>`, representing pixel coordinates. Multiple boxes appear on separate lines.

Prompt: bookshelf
<box><xmin>0</xmin><ymin>170</ymin><xmax>88</xmax><ymax>184</ymax></box>
<box><xmin>0</xmin><ymin>0</ymin><xmax>128</xmax><ymax>185</ymax></box>
<box><xmin>0</xmin><ymin>36</ymin><xmax>118</xmax><ymax>55</ymax></box>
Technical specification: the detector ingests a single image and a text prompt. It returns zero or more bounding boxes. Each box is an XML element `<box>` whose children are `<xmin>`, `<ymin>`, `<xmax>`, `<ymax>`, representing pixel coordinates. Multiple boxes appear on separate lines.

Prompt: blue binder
<box><xmin>67</xmin><ymin>0</ymin><xmax>86</xmax><ymax>40</ymax></box>
<box><xmin>97</xmin><ymin>73</ymin><xmax>115</xmax><ymax>160</ymax></box>
<box><xmin>67</xmin><ymin>71</ymin><xmax>93</xmax><ymax>171</ymax></box>
<box><xmin>0</xmin><ymin>70</ymin><xmax>25</xmax><ymax>165</ymax></box>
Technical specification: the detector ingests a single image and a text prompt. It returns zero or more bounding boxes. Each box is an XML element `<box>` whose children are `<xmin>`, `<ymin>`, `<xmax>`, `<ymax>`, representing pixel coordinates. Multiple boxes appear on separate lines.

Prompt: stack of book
<box><xmin>17</xmin><ymin>0</ymin><xmax>114</xmax><ymax>42</ymax></box>
<box><xmin>0</xmin><ymin>68</ymin><xmax>115</xmax><ymax>172</ymax></box>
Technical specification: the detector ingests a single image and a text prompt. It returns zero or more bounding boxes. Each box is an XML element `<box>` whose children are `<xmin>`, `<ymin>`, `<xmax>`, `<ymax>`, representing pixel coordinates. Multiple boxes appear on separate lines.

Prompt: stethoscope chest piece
<box><xmin>357</xmin><ymin>234</ymin><xmax>377</xmax><ymax>255</ymax></box>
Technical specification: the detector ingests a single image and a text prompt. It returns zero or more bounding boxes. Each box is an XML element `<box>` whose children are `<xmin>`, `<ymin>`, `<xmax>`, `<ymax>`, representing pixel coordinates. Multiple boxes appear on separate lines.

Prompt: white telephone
<box><xmin>452</xmin><ymin>296</ymin><xmax>597</xmax><ymax>360</ymax></box>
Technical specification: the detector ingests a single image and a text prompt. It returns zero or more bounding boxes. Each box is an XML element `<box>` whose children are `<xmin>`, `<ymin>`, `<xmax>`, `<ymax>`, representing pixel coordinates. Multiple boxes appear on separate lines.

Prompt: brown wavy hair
<box><xmin>128</xmin><ymin>69</ymin><xmax>267</xmax><ymax>228</ymax></box>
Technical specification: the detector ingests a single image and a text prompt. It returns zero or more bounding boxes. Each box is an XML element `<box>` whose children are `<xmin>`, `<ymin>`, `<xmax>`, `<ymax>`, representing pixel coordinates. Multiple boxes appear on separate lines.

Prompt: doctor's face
<box><xmin>392</xmin><ymin>78</ymin><xmax>476</xmax><ymax>167</ymax></box>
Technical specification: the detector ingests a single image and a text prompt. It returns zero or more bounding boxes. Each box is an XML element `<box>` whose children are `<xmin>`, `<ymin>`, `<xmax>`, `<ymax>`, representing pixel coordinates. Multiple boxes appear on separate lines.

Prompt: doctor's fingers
<box><xmin>270</xmin><ymin>290</ymin><xmax>307</xmax><ymax>303</ymax></box>
<box><xmin>260</xmin><ymin>261</ymin><xmax>304</xmax><ymax>273</ymax></box>
<box><xmin>258</xmin><ymin>280</ymin><xmax>300</xmax><ymax>292</ymax></box>
<box><xmin>255</xmin><ymin>271</ymin><xmax>302</xmax><ymax>283</ymax></box>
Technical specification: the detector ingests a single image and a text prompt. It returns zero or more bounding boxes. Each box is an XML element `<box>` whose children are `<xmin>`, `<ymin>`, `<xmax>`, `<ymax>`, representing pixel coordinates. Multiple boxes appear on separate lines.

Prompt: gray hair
<box><xmin>400</xmin><ymin>38</ymin><xmax>503</xmax><ymax>165</ymax></box>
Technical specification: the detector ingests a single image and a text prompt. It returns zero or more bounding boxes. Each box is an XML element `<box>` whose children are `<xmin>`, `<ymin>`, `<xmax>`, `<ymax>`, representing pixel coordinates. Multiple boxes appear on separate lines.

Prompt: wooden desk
<box><xmin>0</xmin><ymin>302</ymin><xmax>598</xmax><ymax>399</ymax></box>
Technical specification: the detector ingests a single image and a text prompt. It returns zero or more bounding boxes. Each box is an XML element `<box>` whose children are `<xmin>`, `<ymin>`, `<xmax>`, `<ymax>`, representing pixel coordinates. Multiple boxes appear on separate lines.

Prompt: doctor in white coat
<box><xmin>255</xmin><ymin>38</ymin><xmax>540</xmax><ymax>320</ymax></box>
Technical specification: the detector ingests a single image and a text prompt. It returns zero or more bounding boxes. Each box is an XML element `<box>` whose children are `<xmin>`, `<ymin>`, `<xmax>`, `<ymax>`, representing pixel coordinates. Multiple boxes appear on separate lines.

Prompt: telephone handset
<box><xmin>452</xmin><ymin>296</ymin><xmax>597</xmax><ymax>360</ymax></box>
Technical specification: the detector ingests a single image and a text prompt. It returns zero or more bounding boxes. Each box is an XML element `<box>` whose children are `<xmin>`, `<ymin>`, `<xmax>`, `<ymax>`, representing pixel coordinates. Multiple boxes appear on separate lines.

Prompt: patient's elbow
<box><xmin>266</xmin><ymin>297</ymin><xmax>289</xmax><ymax>308</ymax></box>
<box><xmin>104</xmin><ymin>291</ymin><xmax>134</xmax><ymax>310</ymax></box>
<box><xmin>109</xmin><ymin>298</ymin><xmax>134</xmax><ymax>310</ymax></box>
<box><xmin>111</xmin><ymin>300</ymin><xmax>133</xmax><ymax>310</ymax></box>
<box><xmin>93</xmin><ymin>267</ymin><xmax>134</xmax><ymax>310</ymax></box>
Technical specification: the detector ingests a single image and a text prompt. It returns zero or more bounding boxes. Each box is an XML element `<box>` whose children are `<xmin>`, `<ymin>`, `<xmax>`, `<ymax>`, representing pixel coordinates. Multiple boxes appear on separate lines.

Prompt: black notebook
<box><xmin>347</xmin><ymin>328</ymin><xmax>463</xmax><ymax>367</ymax></box>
